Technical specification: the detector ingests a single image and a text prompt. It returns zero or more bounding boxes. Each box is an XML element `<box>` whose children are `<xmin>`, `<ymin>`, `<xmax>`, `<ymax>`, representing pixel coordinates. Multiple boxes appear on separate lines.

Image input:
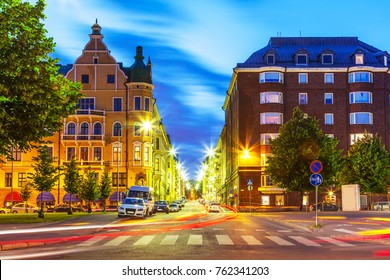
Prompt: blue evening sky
<box><xmin>43</xmin><ymin>0</ymin><xmax>390</xmax><ymax>179</ymax></box>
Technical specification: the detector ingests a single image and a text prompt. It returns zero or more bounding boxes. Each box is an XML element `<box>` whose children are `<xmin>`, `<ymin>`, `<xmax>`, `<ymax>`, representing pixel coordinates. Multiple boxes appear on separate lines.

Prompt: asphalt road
<box><xmin>1</xmin><ymin>202</ymin><xmax>389</xmax><ymax>260</ymax></box>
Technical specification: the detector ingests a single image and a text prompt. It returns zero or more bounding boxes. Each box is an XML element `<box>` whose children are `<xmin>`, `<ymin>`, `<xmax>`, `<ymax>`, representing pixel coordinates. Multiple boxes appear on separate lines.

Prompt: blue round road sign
<box><xmin>310</xmin><ymin>160</ymin><xmax>323</xmax><ymax>174</ymax></box>
<box><xmin>310</xmin><ymin>173</ymin><xmax>323</xmax><ymax>186</ymax></box>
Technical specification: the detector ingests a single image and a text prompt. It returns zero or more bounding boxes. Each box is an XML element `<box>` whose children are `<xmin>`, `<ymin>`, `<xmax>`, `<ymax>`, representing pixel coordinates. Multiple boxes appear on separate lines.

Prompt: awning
<box><xmin>36</xmin><ymin>192</ymin><xmax>55</xmax><ymax>202</ymax></box>
<box><xmin>4</xmin><ymin>191</ymin><xmax>23</xmax><ymax>202</ymax></box>
<box><xmin>109</xmin><ymin>192</ymin><xmax>126</xmax><ymax>202</ymax></box>
<box><xmin>63</xmin><ymin>193</ymin><xmax>81</xmax><ymax>203</ymax></box>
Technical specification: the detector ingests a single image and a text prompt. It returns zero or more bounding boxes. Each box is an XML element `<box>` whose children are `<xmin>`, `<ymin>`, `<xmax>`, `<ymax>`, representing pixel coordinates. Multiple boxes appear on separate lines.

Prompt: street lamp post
<box><xmin>117</xmin><ymin>133</ymin><xmax>120</xmax><ymax>210</ymax></box>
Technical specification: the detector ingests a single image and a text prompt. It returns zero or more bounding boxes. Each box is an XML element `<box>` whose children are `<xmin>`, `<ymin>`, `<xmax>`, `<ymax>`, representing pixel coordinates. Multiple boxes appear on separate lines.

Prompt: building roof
<box><xmin>237</xmin><ymin>37</ymin><xmax>389</xmax><ymax>68</ymax></box>
<box><xmin>127</xmin><ymin>46</ymin><xmax>152</xmax><ymax>84</ymax></box>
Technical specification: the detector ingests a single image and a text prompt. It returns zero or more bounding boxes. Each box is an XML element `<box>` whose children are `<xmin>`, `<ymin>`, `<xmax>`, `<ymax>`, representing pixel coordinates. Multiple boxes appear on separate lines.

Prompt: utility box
<box><xmin>341</xmin><ymin>184</ymin><xmax>360</xmax><ymax>211</ymax></box>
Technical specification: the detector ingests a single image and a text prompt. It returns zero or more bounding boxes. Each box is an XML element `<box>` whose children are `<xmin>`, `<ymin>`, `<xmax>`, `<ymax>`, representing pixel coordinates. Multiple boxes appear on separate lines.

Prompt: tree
<box><xmin>20</xmin><ymin>182</ymin><xmax>33</xmax><ymax>213</ymax></box>
<box><xmin>63</xmin><ymin>157</ymin><xmax>81</xmax><ymax>215</ymax></box>
<box><xmin>0</xmin><ymin>0</ymin><xmax>82</xmax><ymax>159</ymax></box>
<box><xmin>340</xmin><ymin>133</ymin><xmax>390</xmax><ymax>195</ymax></box>
<box><xmin>99</xmin><ymin>171</ymin><xmax>112</xmax><ymax>212</ymax></box>
<box><xmin>28</xmin><ymin>146</ymin><xmax>59</xmax><ymax>218</ymax></box>
<box><xmin>80</xmin><ymin>167</ymin><xmax>100</xmax><ymax>213</ymax></box>
<box><xmin>266</xmin><ymin>107</ymin><xmax>342</xmax><ymax>209</ymax></box>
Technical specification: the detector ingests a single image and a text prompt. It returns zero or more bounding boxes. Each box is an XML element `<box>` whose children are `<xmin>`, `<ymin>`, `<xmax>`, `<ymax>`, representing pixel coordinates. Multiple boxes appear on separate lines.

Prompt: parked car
<box><xmin>0</xmin><ymin>206</ymin><xmax>11</xmax><ymax>214</ymax></box>
<box><xmin>11</xmin><ymin>203</ymin><xmax>39</xmax><ymax>213</ymax></box>
<box><xmin>169</xmin><ymin>203</ymin><xmax>180</xmax><ymax>212</ymax></box>
<box><xmin>311</xmin><ymin>202</ymin><xmax>340</xmax><ymax>212</ymax></box>
<box><xmin>373</xmin><ymin>201</ymin><xmax>390</xmax><ymax>211</ymax></box>
<box><xmin>118</xmin><ymin>197</ymin><xmax>147</xmax><ymax>219</ymax></box>
<box><xmin>154</xmin><ymin>200</ymin><xmax>170</xmax><ymax>213</ymax></box>
<box><xmin>52</xmin><ymin>204</ymin><xmax>83</xmax><ymax>213</ymax></box>
<box><xmin>209</xmin><ymin>202</ymin><xmax>221</xmax><ymax>213</ymax></box>
<box><xmin>173</xmin><ymin>200</ymin><xmax>183</xmax><ymax>209</ymax></box>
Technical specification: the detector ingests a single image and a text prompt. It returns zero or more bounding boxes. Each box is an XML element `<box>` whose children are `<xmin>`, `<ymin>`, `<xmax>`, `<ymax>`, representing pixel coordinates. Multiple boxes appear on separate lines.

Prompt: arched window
<box><xmin>113</xmin><ymin>122</ymin><xmax>122</xmax><ymax>136</ymax></box>
<box><xmin>80</xmin><ymin>122</ymin><xmax>89</xmax><ymax>135</ymax></box>
<box><xmin>94</xmin><ymin>122</ymin><xmax>102</xmax><ymax>135</ymax></box>
<box><xmin>67</xmin><ymin>123</ymin><xmax>76</xmax><ymax>135</ymax></box>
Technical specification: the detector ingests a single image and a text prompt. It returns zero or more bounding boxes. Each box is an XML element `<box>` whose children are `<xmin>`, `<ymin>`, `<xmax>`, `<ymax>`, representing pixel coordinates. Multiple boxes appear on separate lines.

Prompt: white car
<box><xmin>118</xmin><ymin>197</ymin><xmax>147</xmax><ymax>219</ymax></box>
<box><xmin>209</xmin><ymin>202</ymin><xmax>221</xmax><ymax>213</ymax></box>
<box><xmin>11</xmin><ymin>203</ymin><xmax>39</xmax><ymax>214</ymax></box>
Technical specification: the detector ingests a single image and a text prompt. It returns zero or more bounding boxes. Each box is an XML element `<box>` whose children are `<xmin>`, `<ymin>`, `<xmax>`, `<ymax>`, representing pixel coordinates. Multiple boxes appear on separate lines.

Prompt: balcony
<box><xmin>61</xmin><ymin>134</ymin><xmax>105</xmax><ymax>141</ymax></box>
<box><xmin>74</xmin><ymin>109</ymin><xmax>105</xmax><ymax>116</ymax></box>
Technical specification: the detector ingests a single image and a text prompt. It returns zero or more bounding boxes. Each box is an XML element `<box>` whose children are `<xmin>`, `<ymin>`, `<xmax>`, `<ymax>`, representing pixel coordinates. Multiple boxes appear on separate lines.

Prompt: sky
<box><xmin>41</xmin><ymin>0</ymin><xmax>390</xmax><ymax>179</ymax></box>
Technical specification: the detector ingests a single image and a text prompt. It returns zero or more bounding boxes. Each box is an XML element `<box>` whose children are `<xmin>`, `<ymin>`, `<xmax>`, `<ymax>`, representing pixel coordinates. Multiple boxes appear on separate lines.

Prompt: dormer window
<box><xmin>296</xmin><ymin>54</ymin><xmax>308</xmax><ymax>65</ymax></box>
<box><xmin>266</xmin><ymin>54</ymin><xmax>275</xmax><ymax>65</ymax></box>
<box><xmin>355</xmin><ymin>54</ymin><xmax>364</xmax><ymax>65</ymax></box>
<box><xmin>93</xmin><ymin>55</ymin><xmax>99</xmax><ymax>64</ymax></box>
<box><xmin>322</xmin><ymin>54</ymin><xmax>333</xmax><ymax>65</ymax></box>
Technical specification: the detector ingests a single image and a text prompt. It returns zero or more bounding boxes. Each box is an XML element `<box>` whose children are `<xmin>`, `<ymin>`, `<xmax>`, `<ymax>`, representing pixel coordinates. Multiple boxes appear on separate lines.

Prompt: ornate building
<box><xmin>0</xmin><ymin>21</ymin><xmax>179</xmax><ymax>208</ymax></box>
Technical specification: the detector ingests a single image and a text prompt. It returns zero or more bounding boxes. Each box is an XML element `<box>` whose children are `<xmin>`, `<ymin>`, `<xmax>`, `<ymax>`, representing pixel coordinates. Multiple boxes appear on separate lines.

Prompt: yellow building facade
<box><xmin>0</xmin><ymin>22</ymin><xmax>179</xmax><ymax>208</ymax></box>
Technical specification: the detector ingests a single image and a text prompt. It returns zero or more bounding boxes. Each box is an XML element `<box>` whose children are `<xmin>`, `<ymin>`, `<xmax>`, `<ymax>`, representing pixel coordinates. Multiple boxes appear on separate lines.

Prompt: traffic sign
<box><xmin>310</xmin><ymin>173</ymin><xmax>323</xmax><ymax>186</ymax></box>
<box><xmin>310</xmin><ymin>160</ymin><xmax>323</xmax><ymax>174</ymax></box>
<box><xmin>247</xmin><ymin>179</ymin><xmax>253</xmax><ymax>186</ymax></box>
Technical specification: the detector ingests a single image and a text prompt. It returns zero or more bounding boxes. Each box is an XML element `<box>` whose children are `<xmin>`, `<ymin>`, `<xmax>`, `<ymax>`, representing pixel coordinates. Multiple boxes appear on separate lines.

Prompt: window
<box><xmin>349</xmin><ymin>91</ymin><xmax>372</xmax><ymax>104</ymax></box>
<box><xmin>93</xmin><ymin>123</ymin><xmax>102</xmax><ymax>135</ymax></box>
<box><xmin>260</xmin><ymin>72</ymin><xmax>283</xmax><ymax>83</ymax></box>
<box><xmin>80</xmin><ymin>147</ymin><xmax>88</xmax><ymax>161</ymax></box>
<box><xmin>350</xmin><ymin>133</ymin><xmax>372</xmax><ymax>145</ymax></box>
<box><xmin>78</xmin><ymin>98</ymin><xmax>95</xmax><ymax>109</ymax></box>
<box><xmin>113</xmin><ymin>122</ymin><xmax>122</xmax><ymax>137</ymax></box>
<box><xmin>67</xmin><ymin>123</ymin><xmax>76</xmax><ymax>135</ymax></box>
<box><xmin>324</xmin><ymin>93</ymin><xmax>333</xmax><ymax>104</ymax></box>
<box><xmin>81</xmin><ymin>74</ymin><xmax>89</xmax><ymax>83</ymax></box>
<box><xmin>113</xmin><ymin>145</ymin><xmax>122</xmax><ymax>163</ymax></box>
<box><xmin>266</xmin><ymin>54</ymin><xmax>275</xmax><ymax>65</ymax></box>
<box><xmin>144</xmin><ymin>146</ymin><xmax>150</xmax><ymax>163</ymax></box>
<box><xmin>11</xmin><ymin>147</ymin><xmax>21</xmax><ymax>161</ymax></box>
<box><xmin>299</xmin><ymin>93</ymin><xmax>308</xmax><ymax>105</ymax></box>
<box><xmin>260</xmin><ymin>113</ymin><xmax>283</xmax><ymax>124</ymax></box>
<box><xmin>107</xmin><ymin>74</ymin><xmax>115</xmax><ymax>84</ymax></box>
<box><xmin>261</xmin><ymin>175</ymin><xmax>273</xmax><ymax>187</ymax></box>
<box><xmin>80</xmin><ymin>122</ymin><xmax>89</xmax><ymax>137</ymax></box>
<box><xmin>134</xmin><ymin>96</ymin><xmax>141</xmax><ymax>110</ymax></box>
<box><xmin>93</xmin><ymin>147</ymin><xmax>102</xmax><ymax>161</ymax></box>
<box><xmin>144</xmin><ymin>97</ymin><xmax>150</xmax><ymax>111</ymax></box>
<box><xmin>5</xmin><ymin>173</ymin><xmax>12</xmax><ymax>187</ymax></box>
<box><xmin>322</xmin><ymin>54</ymin><xmax>333</xmax><ymax>64</ymax></box>
<box><xmin>349</xmin><ymin>72</ymin><xmax>372</xmax><ymax>83</ymax></box>
<box><xmin>113</xmin><ymin>98</ymin><xmax>122</xmax><ymax>111</ymax></box>
<box><xmin>112</xmin><ymin>173</ymin><xmax>126</xmax><ymax>186</ymax></box>
<box><xmin>296</xmin><ymin>54</ymin><xmax>308</xmax><ymax>65</ymax></box>
<box><xmin>260</xmin><ymin>133</ymin><xmax>279</xmax><ymax>145</ymax></box>
<box><xmin>260</xmin><ymin>92</ymin><xmax>283</xmax><ymax>104</ymax></box>
<box><xmin>18</xmin><ymin>173</ymin><xmax>27</xmax><ymax>188</ymax></box>
<box><xmin>355</xmin><ymin>54</ymin><xmax>364</xmax><ymax>64</ymax></box>
<box><xmin>47</xmin><ymin>146</ymin><xmax>53</xmax><ymax>159</ymax></box>
<box><xmin>298</xmin><ymin>73</ymin><xmax>308</xmax><ymax>84</ymax></box>
<box><xmin>155</xmin><ymin>157</ymin><xmax>160</xmax><ymax>171</ymax></box>
<box><xmin>350</xmin><ymin>112</ymin><xmax>373</xmax><ymax>125</ymax></box>
<box><xmin>93</xmin><ymin>57</ymin><xmax>98</xmax><ymax>64</ymax></box>
<box><xmin>155</xmin><ymin>138</ymin><xmax>160</xmax><ymax>150</ymax></box>
<box><xmin>325</xmin><ymin>113</ymin><xmax>334</xmax><ymax>125</ymax></box>
<box><xmin>324</xmin><ymin>73</ymin><xmax>334</xmax><ymax>84</ymax></box>
<box><xmin>134</xmin><ymin>123</ymin><xmax>141</xmax><ymax>136</ymax></box>
<box><xmin>67</xmin><ymin>147</ymin><xmax>76</xmax><ymax>161</ymax></box>
<box><xmin>134</xmin><ymin>145</ymin><xmax>141</xmax><ymax>162</ymax></box>
<box><xmin>276</xmin><ymin>195</ymin><xmax>284</xmax><ymax>206</ymax></box>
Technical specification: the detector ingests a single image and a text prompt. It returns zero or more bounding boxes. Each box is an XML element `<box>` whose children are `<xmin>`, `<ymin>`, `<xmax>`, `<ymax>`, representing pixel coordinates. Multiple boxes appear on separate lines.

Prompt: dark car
<box><xmin>154</xmin><ymin>200</ymin><xmax>170</xmax><ymax>213</ymax></box>
<box><xmin>311</xmin><ymin>202</ymin><xmax>340</xmax><ymax>212</ymax></box>
<box><xmin>52</xmin><ymin>204</ymin><xmax>83</xmax><ymax>213</ymax></box>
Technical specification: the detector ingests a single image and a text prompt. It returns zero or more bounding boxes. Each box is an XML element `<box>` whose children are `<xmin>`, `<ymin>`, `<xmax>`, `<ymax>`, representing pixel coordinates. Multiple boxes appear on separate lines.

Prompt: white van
<box><xmin>126</xmin><ymin>186</ymin><xmax>155</xmax><ymax>215</ymax></box>
<box><xmin>373</xmin><ymin>201</ymin><xmax>389</xmax><ymax>211</ymax></box>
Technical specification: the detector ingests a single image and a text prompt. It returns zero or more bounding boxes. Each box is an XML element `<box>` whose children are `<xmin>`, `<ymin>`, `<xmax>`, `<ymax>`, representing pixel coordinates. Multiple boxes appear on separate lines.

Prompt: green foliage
<box><xmin>80</xmin><ymin>167</ymin><xmax>100</xmax><ymax>213</ymax></box>
<box><xmin>266</xmin><ymin>107</ymin><xmax>342</xmax><ymax>193</ymax></box>
<box><xmin>20</xmin><ymin>182</ymin><xmax>33</xmax><ymax>203</ymax></box>
<box><xmin>0</xmin><ymin>0</ymin><xmax>82</xmax><ymax>159</ymax></box>
<box><xmin>63</xmin><ymin>157</ymin><xmax>81</xmax><ymax>213</ymax></box>
<box><xmin>99</xmin><ymin>171</ymin><xmax>112</xmax><ymax>212</ymax></box>
<box><xmin>340</xmin><ymin>133</ymin><xmax>390</xmax><ymax>194</ymax></box>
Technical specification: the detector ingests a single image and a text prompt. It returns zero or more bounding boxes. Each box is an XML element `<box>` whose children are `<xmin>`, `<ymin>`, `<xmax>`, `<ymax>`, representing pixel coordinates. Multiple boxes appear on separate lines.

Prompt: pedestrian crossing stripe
<box><xmin>76</xmin><ymin>234</ymin><xmax>357</xmax><ymax>248</ymax></box>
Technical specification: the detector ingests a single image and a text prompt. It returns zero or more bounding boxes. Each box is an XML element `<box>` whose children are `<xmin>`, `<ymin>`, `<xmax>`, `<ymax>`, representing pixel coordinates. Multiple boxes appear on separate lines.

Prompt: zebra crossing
<box><xmin>75</xmin><ymin>230</ymin><xmax>359</xmax><ymax>248</ymax></box>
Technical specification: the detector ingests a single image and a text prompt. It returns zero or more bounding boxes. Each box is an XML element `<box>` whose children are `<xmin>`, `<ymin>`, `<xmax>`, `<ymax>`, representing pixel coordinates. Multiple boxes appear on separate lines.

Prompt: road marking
<box><xmin>235</xmin><ymin>229</ymin><xmax>246</xmax><ymax>231</ymax></box>
<box><xmin>103</xmin><ymin>236</ymin><xmax>131</xmax><ymax>246</ymax></box>
<box><xmin>317</xmin><ymin>237</ymin><xmax>355</xmax><ymax>247</ymax></box>
<box><xmin>160</xmin><ymin>235</ymin><xmax>179</xmax><ymax>245</ymax></box>
<box><xmin>289</xmin><ymin>236</ymin><xmax>321</xmax><ymax>247</ymax></box>
<box><xmin>188</xmin><ymin>235</ymin><xmax>203</xmax><ymax>245</ymax></box>
<box><xmin>255</xmin><ymin>229</ymin><xmax>266</xmax><ymax>232</ymax></box>
<box><xmin>266</xmin><ymin>236</ymin><xmax>295</xmax><ymax>246</ymax></box>
<box><xmin>216</xmin><ymin>235</ymin><xmax>234</xmax><ymax>245</ymax></box>
<box><xmin>241</xmin><ymin>235</ymin><xmax>263</xmax><ymax>245</ymax></box>
<box><xmin>133</xmin><ymin>235</ymin><xmax>155</xmax><ymax>246</ymax></box>
<box><xmin>213</xmin><ymin>228</ymin><xmax>224</xmax><ymax>231</ymax></box>
<box><xmin>333</xmin><ymin>229</ymin><xmax>357</xmax><ymax>235</ymax></box>
<box><xmin>76</xmin><ymin>236</ymin><xmax>107</xmax><ymax>247</ymax></box>
<box><xmin>277</xmin><ymin>230</ymin><xmax>292</xmax><ymax>233</ymax></box>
